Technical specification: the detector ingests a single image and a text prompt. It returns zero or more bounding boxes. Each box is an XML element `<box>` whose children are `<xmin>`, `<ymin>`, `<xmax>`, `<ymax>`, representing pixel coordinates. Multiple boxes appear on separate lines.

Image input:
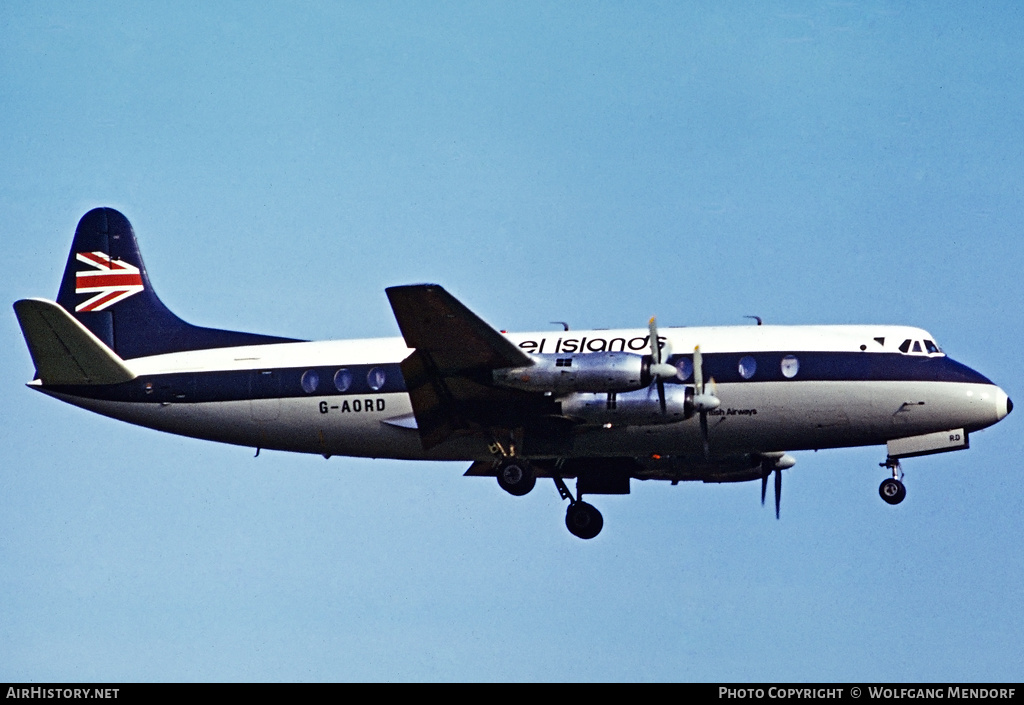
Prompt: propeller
<box><xmin>761</xmin><ymin>462</ymin><xmax>782</xmax><ymax>519</ymax></box>
<box><xmin>691</xmin><ymin>345</ymin><xmax>721</xmax><ymax>460</ymax></box>
<box><xmin>648</xmin><ymin>317</ymin><xmax>676</xmax><ymax>414</ymax></box>
<box><xmin>759</xmin><ymin>453</ymin><xmax>795</xmax><ymax>519</ymax></box>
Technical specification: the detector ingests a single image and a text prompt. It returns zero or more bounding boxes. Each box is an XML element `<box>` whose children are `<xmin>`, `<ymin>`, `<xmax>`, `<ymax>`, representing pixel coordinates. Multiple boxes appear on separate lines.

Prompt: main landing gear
<box><xmin>491</xmin><ymin>453</ymin><xmax>604</xmax><ymax>539</ymax></box>
<box><xmin>878</xmin><ymin>457</ymin><xmax>907</xmax><ymax>505</ymax></box>
<box><xmin>495</xmin><ymin>458</ymin><xmax>536</xmax><ymax>496</ymax></box>
<box><xmin>554</xmin><ymin>476</ymin><xmax>604</xmax><ymax>540</ymax></box>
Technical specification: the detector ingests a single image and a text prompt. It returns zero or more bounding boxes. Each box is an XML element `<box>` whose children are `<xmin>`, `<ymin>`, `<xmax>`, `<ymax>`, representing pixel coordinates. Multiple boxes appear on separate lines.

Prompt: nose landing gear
<box><xmin>878</xmin><ymin>457</ymin><xmax>907</xmax><ymax>505</ymax></box>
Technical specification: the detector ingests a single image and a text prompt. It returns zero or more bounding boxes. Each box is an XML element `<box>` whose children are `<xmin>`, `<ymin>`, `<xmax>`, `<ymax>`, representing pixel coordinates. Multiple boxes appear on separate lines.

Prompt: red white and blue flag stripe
<box><xmin>74</xmin><ymin>251</ymin><xmax>144</xmax><ymax>312</ymax></box>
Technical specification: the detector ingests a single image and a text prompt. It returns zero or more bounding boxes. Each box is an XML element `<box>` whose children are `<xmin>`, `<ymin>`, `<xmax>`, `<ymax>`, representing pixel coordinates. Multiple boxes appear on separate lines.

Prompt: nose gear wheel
<box><xmin>878</xmin><ymin>457</ymin><xmax>906</xmax><ymax>505</ymax></box>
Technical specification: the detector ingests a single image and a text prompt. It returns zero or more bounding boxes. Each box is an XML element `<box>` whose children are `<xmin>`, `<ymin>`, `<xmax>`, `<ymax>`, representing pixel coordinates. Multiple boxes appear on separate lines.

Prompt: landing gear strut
<box><xmin>554</xmin><ymin>476</ymin><xmax>603</xmax><ymax>539</ymax></box>
<box><xmin>489</xmin><ymin>430</ymin><xmax>536</xmax><ymax>497</ymax></box>
<box><xmin>878</xmin><ymin>457</ymin><xmax>907</xmax><ymax>505</ymax></box>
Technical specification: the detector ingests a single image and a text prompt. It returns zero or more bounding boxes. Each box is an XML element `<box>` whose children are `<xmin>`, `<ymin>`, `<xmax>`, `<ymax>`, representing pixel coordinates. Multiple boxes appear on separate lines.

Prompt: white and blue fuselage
<box><xmin>15</xmin><ymin>208</ymin><xmax>1012</xmax><ymax>537</ymax></box>
<box><xmin>38</xmin><ymin>324</ymin><xmax>1010</xmax><ymax>469</ymax></box>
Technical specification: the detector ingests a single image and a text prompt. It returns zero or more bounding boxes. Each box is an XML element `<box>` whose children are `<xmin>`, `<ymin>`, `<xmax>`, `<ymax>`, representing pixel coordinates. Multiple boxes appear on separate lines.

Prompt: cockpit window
<box><xmin>898</xmin><ymin>337</ymin><xmax>944</xmax><ymax>356</ymax></box>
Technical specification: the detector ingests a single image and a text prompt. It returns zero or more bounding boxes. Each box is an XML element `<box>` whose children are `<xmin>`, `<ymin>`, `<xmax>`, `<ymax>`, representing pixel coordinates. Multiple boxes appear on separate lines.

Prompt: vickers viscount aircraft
<box><xmin>15</xmin><ymin>208</ymin><xmax>1012</xmax><ymax>538</ymax></box>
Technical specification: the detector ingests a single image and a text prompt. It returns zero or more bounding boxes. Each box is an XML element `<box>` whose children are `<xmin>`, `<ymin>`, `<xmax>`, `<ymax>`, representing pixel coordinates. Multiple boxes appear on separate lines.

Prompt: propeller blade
<box><xmin>774</xmin><ymin>467</ymin><xmax>782</xmax><ymax>520</ymax></box>
<box><xmin>758</xmin><ymin>453</ymin><xmax>795</xmax><ymax>517</ymax></box>
<box><xmin>700</xmin><ymin>410</ymin><xmax>710</xmax><ymax>460</ymax></box>
<box><xmin>693</xmin><ymin>346</ymin><xmax>704</xmax><ymax>395</ymax></box>
<box><xmin>693</xmin><ymin>348</ymin><xmax>718</xmax><ymax>459</ymax></box>
<box><xmin>648</xmin><ymin>317</ymin><xmax>661</xmax><ymax>364</ymax></box>
<box><xmin>647</xmin><ymin>317</ymin><xmax>675</xmax><ymax>413</ymax></box>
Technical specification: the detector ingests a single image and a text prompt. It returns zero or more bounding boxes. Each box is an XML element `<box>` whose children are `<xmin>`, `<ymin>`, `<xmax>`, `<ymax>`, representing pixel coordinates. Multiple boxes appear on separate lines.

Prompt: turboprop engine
<box><xmin>492</xmin><ymin>351</ymin><xmax>676</xmax><ymax>395</ymax></box>
<box><xmin>559</xmin><ymin>385</ymin><xmax>694</xmax><ymax>425</ymax></box>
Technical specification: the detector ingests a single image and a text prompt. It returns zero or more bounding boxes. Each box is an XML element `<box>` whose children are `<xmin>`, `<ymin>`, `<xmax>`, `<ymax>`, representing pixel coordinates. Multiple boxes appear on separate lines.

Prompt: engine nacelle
<box><xmin>560</xmin><ymin>385</ymin><xmax>693</xmax><ymax>425</ymax></box>
<box><xmin>493</xmin><ymin>351</ymin><xmax>655</xmax><ymax>394</ymax></box>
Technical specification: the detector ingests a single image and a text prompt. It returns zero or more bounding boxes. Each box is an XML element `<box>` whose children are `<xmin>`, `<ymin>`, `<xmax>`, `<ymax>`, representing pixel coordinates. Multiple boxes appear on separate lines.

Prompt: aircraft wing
<box><xmin>386</xmin><ymin>284</ymin><xmax>532</xmax><ymax>371</ymax></box>
<box><xmin>386</xmin><ymin>284</ymin><xmax>556</xmax><ymax>449</ymax></box>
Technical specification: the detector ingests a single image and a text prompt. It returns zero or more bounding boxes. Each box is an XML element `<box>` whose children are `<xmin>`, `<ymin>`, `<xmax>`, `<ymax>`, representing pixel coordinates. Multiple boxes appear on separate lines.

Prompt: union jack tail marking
<box><xmin>74</xmin><ymin>251</ymin><xmax>144</xmax><ymax>312</ymax></box>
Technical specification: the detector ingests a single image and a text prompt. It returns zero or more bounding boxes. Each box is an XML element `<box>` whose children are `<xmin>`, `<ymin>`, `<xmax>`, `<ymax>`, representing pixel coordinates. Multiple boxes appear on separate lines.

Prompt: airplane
<box><xmin>14</xmin><ymin>208</ymin><xmax>1013</xmax><ymax>539</ymax></box>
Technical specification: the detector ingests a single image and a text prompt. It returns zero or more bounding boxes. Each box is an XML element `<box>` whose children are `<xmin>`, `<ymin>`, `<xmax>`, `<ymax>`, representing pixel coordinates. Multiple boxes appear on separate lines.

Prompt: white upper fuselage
<box><xmin>119</xmin><ymin>323</ymin><xmax>945</xmax><ymax>372</ymax></box>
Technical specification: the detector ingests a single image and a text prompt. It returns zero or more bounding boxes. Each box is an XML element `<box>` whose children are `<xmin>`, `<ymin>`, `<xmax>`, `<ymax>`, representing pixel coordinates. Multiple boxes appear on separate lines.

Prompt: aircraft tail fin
<box><xmin>14</xmin><ymin>298</ymin><xmax>136</xmax><ymax>385</ymax></box>
<box><xmin>54</xmin><ymin>208</ymin><xmax>298</xmax><ymax>359</ymax></box>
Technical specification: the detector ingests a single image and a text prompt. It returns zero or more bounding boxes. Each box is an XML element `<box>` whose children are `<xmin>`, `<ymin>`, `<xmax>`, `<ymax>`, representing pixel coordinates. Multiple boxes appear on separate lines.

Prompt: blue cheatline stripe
<box><xmin>666</xmin><ymin>351</ymin><xmax>992</xmax><ymax>386</ymax></box>
<box><xmin>40</xmin><ymin>352</ymin><xmax>993</xmax><ymax>404</ymax></box>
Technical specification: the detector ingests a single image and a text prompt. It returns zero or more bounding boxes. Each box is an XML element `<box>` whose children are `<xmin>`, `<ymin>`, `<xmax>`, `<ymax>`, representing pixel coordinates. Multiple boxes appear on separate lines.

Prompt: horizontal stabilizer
<box><xmin>14</xmin><ymin>298</ymin><xmax>136</xmax><ymax>385</ymax></box>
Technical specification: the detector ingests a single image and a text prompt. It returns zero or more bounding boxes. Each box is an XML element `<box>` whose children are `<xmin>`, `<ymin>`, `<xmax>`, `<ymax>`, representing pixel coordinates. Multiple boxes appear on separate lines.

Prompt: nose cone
<box><xmin>996</xmin><ymin>388</ymin><xmax>1012</xmax><ymax>422</ymax></box>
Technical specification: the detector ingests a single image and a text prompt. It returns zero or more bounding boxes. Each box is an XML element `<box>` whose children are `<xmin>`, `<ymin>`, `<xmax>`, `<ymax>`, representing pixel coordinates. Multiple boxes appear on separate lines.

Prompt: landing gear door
<box><xmin>887</xmin><ymin>429</ymin><xmax>968</xmax><ymax>459</ymax></box>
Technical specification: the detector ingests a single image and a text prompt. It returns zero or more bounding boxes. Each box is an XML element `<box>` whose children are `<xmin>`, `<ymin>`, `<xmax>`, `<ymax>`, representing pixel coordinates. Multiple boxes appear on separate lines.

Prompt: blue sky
<box><xmin>2</xmin><ymin>1</ymin><xmax>1022</xmax><ymax>682</ymax></box>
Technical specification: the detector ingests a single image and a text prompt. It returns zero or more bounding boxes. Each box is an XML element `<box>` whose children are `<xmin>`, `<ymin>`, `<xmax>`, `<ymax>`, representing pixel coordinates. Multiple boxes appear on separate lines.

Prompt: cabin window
<box><xmin>368</xmin><ymin>366</ymin><xmax>387</xmax><ymax>391</ymax></box>
<box><xmin>334</xmin><ymin>368</ymin><xmax>352</xmax><ymax>392</ymax></box>
<box><xmin>301</xmin><ymin>369</ymin><xmax>320</xmax><ymax>394</ymax></box>
<box><xmin>738</xmin><ymin>355</ymin><xmax>757</xmax><ymax>380</ymax></box>
<box><xmin>675</xmin><ymin>357</ymin><xmax>693</xmax><ymax>381</ymax></box>
<box><xmin>780</xmin><ymin>355</ymin><xmax>799</xmax><ymax>379</ymax></box>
